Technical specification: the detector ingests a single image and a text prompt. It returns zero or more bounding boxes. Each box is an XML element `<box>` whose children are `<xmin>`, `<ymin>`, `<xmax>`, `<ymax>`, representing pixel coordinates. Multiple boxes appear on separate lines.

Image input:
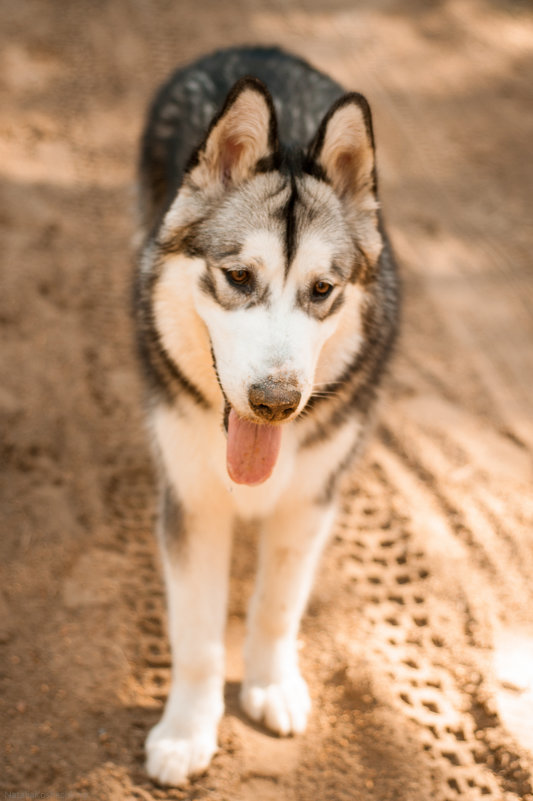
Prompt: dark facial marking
<box><xmin>245</xmin><ymin>283</ymin><xmax>271</xmax><ymax>309</ymax></box>
<box><xmin>326</xmin><ymin>292</ymin><xmax>345</xmax><ymax>317</ymax></box>
<box><xmin>284</xmin><ymin>178</ymin><xmax>299</xmax><ymax>269</ymax></box>
<box><xmin>209</xmin><ymin>343</ymin><xmax>228</xmax><ymax>407</ymax></box>
<box><xmin>199</xmin><ymin>269</ymin><xmax>244</xmax><ymax>310</ymax></box>
<box><xmin>223</xmin><ymin>399</ymin><xmax>231</xmax><ymax>433</ymax></box>
<box><xmin>156</xmin><ymin>331</ymin><xmax>210</xmax><ymax>407</ymax></box>
<box><xmin>295</xmin><ymin>286</ymin><xmax>345</xmax><ymax>320</ymax></box>
<box><xmin>271</xmin><ymin>145</ymin><xmax>328</xmax><ymax>275</ymax></box>
<box><xmin>199</xmin><ymin>266</ymin><xmax>217</xmax><ymax>301</ymax></box>
<box><xmin>139</xmin><ymin>297</ymin><xmax>210</xmax><ymax>408</ymax></box>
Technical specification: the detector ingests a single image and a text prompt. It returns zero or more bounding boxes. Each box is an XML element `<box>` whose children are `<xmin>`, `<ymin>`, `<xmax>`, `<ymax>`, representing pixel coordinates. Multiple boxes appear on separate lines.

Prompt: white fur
<box><xmin>146</xmin><ymin>393</ymin><xmax>361</xmax><ymax>783</ymax></box>
<box><xmin>146</xmin><ymin>183</ymin><xmax>367</xmax><ymax>787</ymax></box>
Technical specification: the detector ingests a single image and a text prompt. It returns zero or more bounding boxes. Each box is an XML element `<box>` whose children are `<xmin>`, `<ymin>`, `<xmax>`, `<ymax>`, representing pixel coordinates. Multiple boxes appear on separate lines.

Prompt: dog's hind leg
<box><xmin>145</xmin><ymin>474</ymin><xmax>234</xmax><ymax>786</ymax></box>
<box><xmin>241</xmin><ymin>499</ymin><xmax>336</xmax><ymax>735</ymax></box>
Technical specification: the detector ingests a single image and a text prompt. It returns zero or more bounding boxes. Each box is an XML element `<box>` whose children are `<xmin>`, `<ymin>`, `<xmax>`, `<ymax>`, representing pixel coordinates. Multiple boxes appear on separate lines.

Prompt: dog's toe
<box><xmin>146</xmin><ymin>724</ymin><xmax>217</xmax><ymax>786</ymax></box>
<box><xmin>240</xmin><ymin>674</ymin><xmax>311</xmax><ymax>736</ymax></box>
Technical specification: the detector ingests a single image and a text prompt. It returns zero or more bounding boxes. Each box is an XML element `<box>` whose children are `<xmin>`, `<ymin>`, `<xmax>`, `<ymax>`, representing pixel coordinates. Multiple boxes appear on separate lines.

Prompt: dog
<box><xmin>134</xmin><ymin>46</ymin><xmax>399</xmax><ymax>786</ymax></box>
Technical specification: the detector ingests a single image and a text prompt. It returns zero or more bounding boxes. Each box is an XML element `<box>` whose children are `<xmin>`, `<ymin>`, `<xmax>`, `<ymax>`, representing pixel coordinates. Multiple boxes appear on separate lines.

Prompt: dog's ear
<box><xmin>187</xmin><ymin>77</ymin><xmax>278</xmax><ymax>191</ymax></box>
<box><xmin>309</xmin><ymin>93</ymin><xmax>376</xmax><ymax>205</ymax></box>
<box><xmin>309</xmin><ymin>93</ymin><xmax>382</xmax><ymax>266</ymax></box>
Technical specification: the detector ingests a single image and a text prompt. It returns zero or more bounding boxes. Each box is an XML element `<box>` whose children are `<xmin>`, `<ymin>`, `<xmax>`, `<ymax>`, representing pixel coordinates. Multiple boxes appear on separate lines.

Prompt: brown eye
<box><xmin>226</xmin><ymin>268</ymin><xmax>251</xmax><ymax>288</ymax></box>
<box><xmin>312</xmin><ymin>280</ymin><xmax>333</xmax><ymax>300</ymax></box>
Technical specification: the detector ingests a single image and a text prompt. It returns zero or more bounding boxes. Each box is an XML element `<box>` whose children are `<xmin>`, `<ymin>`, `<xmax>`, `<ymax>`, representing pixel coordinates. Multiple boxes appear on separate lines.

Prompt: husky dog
<box><xmin>135</xmin><ymin>46</ymin><xmax>398</xmax><ymax>785</ymax></box>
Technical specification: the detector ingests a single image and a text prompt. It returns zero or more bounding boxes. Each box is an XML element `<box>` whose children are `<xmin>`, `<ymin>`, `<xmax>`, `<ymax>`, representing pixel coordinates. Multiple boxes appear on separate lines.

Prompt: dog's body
<box><xmin>135</xmin><ymin>47</ymin><xmax>399</xmax><ymax>786</ymax></box>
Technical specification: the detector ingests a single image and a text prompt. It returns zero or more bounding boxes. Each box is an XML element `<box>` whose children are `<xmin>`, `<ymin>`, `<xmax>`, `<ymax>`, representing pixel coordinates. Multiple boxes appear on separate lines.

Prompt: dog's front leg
<box><xmin>145</xmin><ymin>480</ymin><xmax>233</xmax><ymax>786</ymax></box>
<box><xmin>241</xmin><ymin>499</ymin><xmax>336</xmax><ymax>735</ymax></box>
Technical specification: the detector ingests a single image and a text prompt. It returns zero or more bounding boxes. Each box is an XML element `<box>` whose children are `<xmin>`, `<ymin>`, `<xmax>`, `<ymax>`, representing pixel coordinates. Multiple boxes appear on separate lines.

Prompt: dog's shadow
<box><xmin>224</xmin><ymin>679</ymin><xmax>283</xmax><ymax>737</ymax></box>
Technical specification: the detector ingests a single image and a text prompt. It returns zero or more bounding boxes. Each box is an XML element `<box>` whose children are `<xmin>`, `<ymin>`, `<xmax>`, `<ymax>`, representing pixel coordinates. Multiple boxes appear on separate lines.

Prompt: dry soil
<box><xmin>1</xmin><ymin>1</ymin><xmax>533</xmax><ymax>800</ymax></box>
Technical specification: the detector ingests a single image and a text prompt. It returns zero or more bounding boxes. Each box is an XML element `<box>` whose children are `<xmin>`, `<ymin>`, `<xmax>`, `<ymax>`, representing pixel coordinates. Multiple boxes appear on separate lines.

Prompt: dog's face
<box><xmin>154</xmin><ymin>78</ymin><xmax>382</xmax><ymax>430</ymax></box>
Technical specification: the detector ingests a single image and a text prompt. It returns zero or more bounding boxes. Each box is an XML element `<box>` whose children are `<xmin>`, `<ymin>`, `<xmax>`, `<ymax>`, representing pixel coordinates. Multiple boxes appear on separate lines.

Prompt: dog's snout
<box><xmin>248</xmin><ymin>381</ymin><xmax>301</xmax><ymax>422</ymax></box>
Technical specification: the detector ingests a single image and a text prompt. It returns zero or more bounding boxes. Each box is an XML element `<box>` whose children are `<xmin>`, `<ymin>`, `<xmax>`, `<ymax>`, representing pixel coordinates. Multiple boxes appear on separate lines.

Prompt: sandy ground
<box><xmin>1</xmin><ymin>0</ymin><xmax>533</xmax><ymax>799</ymax></box>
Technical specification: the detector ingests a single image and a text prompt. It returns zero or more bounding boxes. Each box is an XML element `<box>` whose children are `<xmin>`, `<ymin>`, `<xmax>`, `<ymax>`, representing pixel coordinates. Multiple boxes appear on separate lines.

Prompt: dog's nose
<box><xmin>248</xmin><ymin>382</ymin><xmax>301</xmax><ymax>422</ymax></box>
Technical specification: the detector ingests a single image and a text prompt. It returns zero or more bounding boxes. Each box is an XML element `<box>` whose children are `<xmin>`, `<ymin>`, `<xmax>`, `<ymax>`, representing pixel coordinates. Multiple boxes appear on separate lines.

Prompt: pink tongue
<box><xmin>227</xmin><ymin>409</ymin><xmax>282</xmax><ymax>486</ymax></box>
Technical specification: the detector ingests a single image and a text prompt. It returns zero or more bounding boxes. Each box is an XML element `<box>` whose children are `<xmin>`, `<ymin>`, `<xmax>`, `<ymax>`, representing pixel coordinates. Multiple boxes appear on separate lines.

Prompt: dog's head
<box><xmin>151</xmin><ymin>77</ymin><xmax>383</xmax><ymax>483</ymax></box>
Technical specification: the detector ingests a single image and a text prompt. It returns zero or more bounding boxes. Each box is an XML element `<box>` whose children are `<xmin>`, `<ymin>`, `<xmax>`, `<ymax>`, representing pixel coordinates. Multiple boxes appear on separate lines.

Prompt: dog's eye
<box><xmin>225</xmin><ymin>268</ymin><xmax>251</xmax><ymax>288</ymax></box>
<box><xmin>312</xmin><ymin>280</ymin><xmax>333</xmax><ymax>300</ymax></box>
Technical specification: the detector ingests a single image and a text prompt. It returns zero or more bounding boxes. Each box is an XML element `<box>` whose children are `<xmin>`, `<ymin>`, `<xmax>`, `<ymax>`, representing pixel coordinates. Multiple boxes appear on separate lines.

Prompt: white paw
<box><xmin>145</xmin><ymin>721</ymin><xmax>217</xmax><ymax>786</ymax></box>
<box><xmin>240</xmin><ymin>673</ymin><xmax>311</xmax><ymax>735</ymax></box>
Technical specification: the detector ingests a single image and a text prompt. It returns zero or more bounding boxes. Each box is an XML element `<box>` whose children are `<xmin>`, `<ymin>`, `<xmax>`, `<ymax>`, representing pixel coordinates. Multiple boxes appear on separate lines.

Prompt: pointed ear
<box><xmin>309</xmin><ymin>93</ymin><xmax>377</xmax><ymax>204</ymax></box>
<box><xmin>187</xmin><ymin>76</ymin><xmax>278</xmax><ymax>191</ymax></box>
<box><xmin>309</xmin><ymin>93</ymin><xmax>382</xmax><ymax>266</ymax></box>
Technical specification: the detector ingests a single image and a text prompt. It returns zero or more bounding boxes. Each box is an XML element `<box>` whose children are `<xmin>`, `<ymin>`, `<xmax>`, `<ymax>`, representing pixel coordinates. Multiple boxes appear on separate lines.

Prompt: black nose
<box><xmin>248</xmin><ymin>381</ymin><xmax>302</xmax><ymax>422</ymax></box>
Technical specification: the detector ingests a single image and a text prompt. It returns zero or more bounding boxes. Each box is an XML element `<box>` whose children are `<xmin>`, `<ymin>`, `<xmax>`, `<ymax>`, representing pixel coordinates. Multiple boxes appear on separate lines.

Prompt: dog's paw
<box><xmin>145</xmin><ymin>722</ymin><xmax>217</xmax><ymax>786</ymax></box>
<box><xmin>240</xmin><ymin>673</ymin><xmax>311</xmax><ymax>735</ymax></box>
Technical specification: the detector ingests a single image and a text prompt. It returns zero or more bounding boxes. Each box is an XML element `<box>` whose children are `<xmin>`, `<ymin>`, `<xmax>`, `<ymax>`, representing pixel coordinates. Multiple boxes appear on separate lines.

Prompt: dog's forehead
<box><xmin>204</xmin><ymin>173</ymin><xmax>288</xmax><ymax>257</ymax></box>
<box><xmin>206</xmin><ymin>171</ymin><xmax>353</xmax><ymax>274</ymax></box>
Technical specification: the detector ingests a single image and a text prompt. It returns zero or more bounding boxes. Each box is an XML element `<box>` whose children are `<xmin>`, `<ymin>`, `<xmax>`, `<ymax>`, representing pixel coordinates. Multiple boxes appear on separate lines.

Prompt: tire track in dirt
<box><xmin>332</xmin><ymin>462</ymin><xmax>533</xmax><ymax>801</ymax></box>
<box><xmin>115</xmin><ymin>450</ymin><xmax>532</xmax><ymax>800</ymax></box>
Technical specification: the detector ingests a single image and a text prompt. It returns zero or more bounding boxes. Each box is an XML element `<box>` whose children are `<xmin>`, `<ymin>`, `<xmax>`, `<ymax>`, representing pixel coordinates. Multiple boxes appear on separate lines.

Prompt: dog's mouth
<box><xmin>223</xmin><ymin>402</ymin><xmax>282</xmax><ymax>487</ymax></box>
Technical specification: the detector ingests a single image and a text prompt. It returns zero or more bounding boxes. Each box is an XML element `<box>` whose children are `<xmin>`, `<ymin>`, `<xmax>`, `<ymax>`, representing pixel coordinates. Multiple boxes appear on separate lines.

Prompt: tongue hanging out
<box><xmin>226</xmin><ymin>409</ymin><xmax>282</xmax><ymax>486</ymax></box>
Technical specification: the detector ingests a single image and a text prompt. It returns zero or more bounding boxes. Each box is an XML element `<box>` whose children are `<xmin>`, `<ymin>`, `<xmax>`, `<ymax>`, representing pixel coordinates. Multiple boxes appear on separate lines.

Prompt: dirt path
<box><xmin>1</xmin><ymin>1</ymin><xmax>532</xmax><ymax>799</ymax></box>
